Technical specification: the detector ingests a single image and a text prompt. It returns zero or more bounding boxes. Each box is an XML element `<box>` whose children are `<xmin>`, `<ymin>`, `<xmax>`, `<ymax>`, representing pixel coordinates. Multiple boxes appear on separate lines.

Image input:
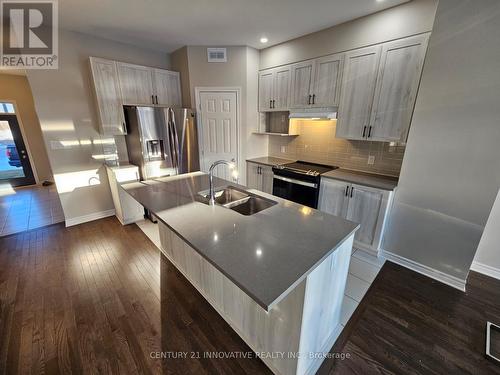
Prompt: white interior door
<box><xmin>198</xmin><ymin>91</ymin><xmax>238</xmax><ymax>181</ymax></box>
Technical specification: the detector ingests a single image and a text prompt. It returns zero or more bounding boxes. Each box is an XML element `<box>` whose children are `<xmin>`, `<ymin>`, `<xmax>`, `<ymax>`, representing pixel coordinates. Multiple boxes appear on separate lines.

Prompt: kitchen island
<box><xmin>122</xmin><ymin>172</ymin><xmax>358</xmax><ymax>375</ymax></box>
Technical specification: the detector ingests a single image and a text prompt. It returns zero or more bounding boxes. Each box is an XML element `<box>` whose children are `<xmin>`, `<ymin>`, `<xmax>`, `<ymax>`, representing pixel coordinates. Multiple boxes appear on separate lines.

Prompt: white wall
<box><xmin>27</xmin><ymin>29</ymin><xmax>169</xmax><ymax>224</ymax></box>
<box><xmin>472</xmin><ymin>188</ymin><xmax>500</xmax><ymax>279</ymax></box>
<box><xmin>382</xmin><ymin>0</ymin><xmax>500</xmax><ymax>284</ymax></box>
<box><xmin>171</xmin><ymin>45</ymin><xmax>267</xmax><ymax>184</ymax></box>
<box><xmin>260</xmin><ymin>0</ymin><xmax>438</xmax><ymax>69</ymax></box>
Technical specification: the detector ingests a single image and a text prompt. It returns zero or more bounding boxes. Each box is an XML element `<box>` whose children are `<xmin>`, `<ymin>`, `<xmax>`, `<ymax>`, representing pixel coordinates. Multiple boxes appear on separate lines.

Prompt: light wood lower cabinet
<box><xmin>319</xmin><ymin>177</ymin><xmax>393</xmax><ymax>254</ymax></box>
<box><xmin>246</xmin><ymin>162</ymin><xmax>273</xmax><ymax>194</ymax></box>
<box><xmin>106</xmin><ymin>165</ymin><xmax>144</xmax><ymax>225</ymax></box>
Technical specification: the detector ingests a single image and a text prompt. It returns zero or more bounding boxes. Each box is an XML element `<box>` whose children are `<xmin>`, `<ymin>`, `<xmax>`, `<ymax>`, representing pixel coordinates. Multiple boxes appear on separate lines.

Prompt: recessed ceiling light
<box><xmin>260</xmin><ymin>37</ymin><xmax>268</xmax><ymax>44</ymax></box>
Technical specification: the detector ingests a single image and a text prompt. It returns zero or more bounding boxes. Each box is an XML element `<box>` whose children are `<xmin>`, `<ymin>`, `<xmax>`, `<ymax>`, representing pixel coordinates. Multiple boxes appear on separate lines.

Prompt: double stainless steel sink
<box><xmin>199</xmin><ymin>186</ymin><xmax>277</xmax><ymax>216</ymax></box>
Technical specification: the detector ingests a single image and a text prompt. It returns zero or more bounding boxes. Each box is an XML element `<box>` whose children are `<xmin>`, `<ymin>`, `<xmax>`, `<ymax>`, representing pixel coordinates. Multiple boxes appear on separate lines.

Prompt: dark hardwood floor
<box><xmin>1</xmin><ymin>217</ymin><xmax>499</xmax><ymax>374</ymax></box>
<box><xmin>320</xmin><ymin>262</ymin><xmax>500</xmax><ymax>375</ymax></box>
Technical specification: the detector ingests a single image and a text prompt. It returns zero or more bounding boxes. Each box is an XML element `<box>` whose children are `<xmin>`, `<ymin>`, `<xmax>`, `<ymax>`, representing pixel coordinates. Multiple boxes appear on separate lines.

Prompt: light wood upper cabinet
<box><xmin>369</xmin><ymin>34</ymin><xmax>429</xmax><ymax>142</ymax></box>
<box><xmin>89</xmin><ymin>57</ymin><xmax>126</xmax><ymax>135</ymax></box>
<box><xmin>258</xmin><ymin>70</ymin><xmax>274</xmax><ymax>111</ymax></box>
<box><xmin>290</xmin><ymin>60</ymin><xmax>315</xmax><ymax>108</ymax></box>
<box><xmin>273</xmin><ymin>67</ymin><xmax>291</xmax><ymax>111</ymax></box>
<box><xmin>289</xmin><ymin>54</ymin><xmax>344</xmax><ymax>109</ymax></box>
<box><xmin>336</xmin><ymin>45</ymin><xmax>382</xmax><ymax>141</ymax></box>
<box><xmin>153</xmin><ymin>69</ymin><xmax>182</xmax><ymax>107</ymax></box>
<box><xmin>312</xmin><ymin>53</ymin><xmax>343</xmax><ymax>107</ymax></box>
<box><xmin>117</xmin><ymin>62</ymin><xmax>155</xmax><ymax>105</ymax></box>
<box><xmin>258</xmin><ymin>66</ymin><xmax>290</xmax><ymax>112</ymax></box>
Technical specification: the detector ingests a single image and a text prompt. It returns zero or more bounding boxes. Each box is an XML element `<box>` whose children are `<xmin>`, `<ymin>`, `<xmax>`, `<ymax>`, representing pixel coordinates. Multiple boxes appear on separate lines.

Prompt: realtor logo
<box><xmin>1</xmin><ymin>0</ymin><xmax>58</xmax><ymax>69</ymax></box>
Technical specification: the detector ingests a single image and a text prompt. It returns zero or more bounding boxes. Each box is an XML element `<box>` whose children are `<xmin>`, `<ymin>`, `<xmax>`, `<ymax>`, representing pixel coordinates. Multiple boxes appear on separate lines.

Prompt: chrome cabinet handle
<box><xmin>345</xmin><ymin>185</ymin><xmax>349</xmax><ymax>196</ymax></box>
<box><xmin>308</xmin><ymin>95</ymin><xmax>312</xmax><ymax>105</ymax></box>
<box><xmin>312</xmin><ymin>94</ymin><xmax>316</xmax><ymax>104</ymax></box>
<box><xmin>368</xmin><ymin>126</ymin><xmax>372</xmax><ymax>138</ymax></box>
<box><xmin>362</xmin><ymin>126</ymin><xmax>367</xmax><ymax>138</ymax></box>
<box><xmin>350</xmin><ymin>186</ymin><xmax>354</xmax><ymax>198</ymax></box>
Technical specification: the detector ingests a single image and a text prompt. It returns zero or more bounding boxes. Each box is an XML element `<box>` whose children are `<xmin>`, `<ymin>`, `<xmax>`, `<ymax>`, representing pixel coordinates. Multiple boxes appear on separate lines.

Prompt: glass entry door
<box><xmin>0</xmin><ymin>106</ymin><xmax>36</xmax><ymax>186</ymax></box>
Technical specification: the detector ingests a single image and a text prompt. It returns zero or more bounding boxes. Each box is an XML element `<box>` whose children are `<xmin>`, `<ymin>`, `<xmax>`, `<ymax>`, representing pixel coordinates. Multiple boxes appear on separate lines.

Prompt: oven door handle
<box><xmin>273</xmin><ymin>175</ymin><xmax>318</xmax><ymax>188</ymax></box>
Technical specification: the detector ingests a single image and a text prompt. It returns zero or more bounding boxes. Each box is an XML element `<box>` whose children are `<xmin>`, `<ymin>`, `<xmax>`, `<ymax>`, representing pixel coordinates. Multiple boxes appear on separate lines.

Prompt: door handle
<box><xmin>272</xmin><ymin>100</ymin><xmax>275</xmax><ymax>109</ymax></box>
<box><xmin>308</xmin><ymin>95</ymin><xmax>312</xmax><ymax>105</ymax></box>
<box><xmin>362</xmin><ymin>126</ymin><xmax>367</xmax><ymax>138</ymax></box>
<box><xmin>151</xmin><ymin>95</ymin><xmax>155</xmax><ymax>104</ymax></box>
<box><xmin>312</xmin><ymin>94</ymin><xmax>316</xmax><ymax>104</ymax></box>
<box><xmin>269</xmin><ymin>100</ymin><xmax>272</xmax><ymax>109</ymax></box>
<box><xmin>155</xmin><ymin>95</ymin><xmax>159</xmax><ymax>104</ymax></box>
<box><xmin>350</xmin><ymin>186</ymin><xmax>354</xmax><ymax>198</ymax></box>
<box><xmin>345</xmin><ymin>185</ymin><xmax>349</xmax><ymax>196</ymax></box>
<box><xmin>368</xmin><ymin>126</ymin><xmax>372</xmax><ymax>138</ymax></box>
<box><xmin>122</xmin><ymin>122</ymin><xmax>127</xmax><ymax>134</ymax></box>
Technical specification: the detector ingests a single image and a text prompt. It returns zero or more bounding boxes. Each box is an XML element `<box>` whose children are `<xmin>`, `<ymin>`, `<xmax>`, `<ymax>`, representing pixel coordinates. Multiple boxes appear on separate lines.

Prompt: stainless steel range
<box><xmin>272</xmin><ymin>161</ymin><xmax>337</xmax><ymax>208</ymax></box>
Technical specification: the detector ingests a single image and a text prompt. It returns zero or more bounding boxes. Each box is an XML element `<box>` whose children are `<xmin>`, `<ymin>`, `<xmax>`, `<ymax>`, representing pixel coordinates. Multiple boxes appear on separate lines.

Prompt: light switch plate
<box><xmin>368</xmin><ymin>155</ymin><xmax>375</xmax><ymax>165</ymax></box>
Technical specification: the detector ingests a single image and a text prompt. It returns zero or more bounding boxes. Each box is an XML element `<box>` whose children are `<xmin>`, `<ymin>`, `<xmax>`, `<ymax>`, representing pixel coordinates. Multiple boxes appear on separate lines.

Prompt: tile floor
<box><xmin>0</xmin><ymin>183</ymin><xmax>64</xmax><ymax>236</ymax></box>
<box><xmin>135</xmin><ymin>218</ymin><xmax>385</xmax><ymax>331</ymax></box>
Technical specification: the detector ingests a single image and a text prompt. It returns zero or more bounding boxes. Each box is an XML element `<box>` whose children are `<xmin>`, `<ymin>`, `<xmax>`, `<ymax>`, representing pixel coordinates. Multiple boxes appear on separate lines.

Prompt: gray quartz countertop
<box><xmin>322</xmin><ymin>169</ymin><xmax>399</xmax><ymax>191</ymax></box>
<box><xmin>246</xmin><ymin>156</ymin><xmax>295</xmax><ymax>166</ymax></box>
<box><xmin>122</xmin><ymin>172</ymin><xmax>358</xmax><ymax>311</ymax></box>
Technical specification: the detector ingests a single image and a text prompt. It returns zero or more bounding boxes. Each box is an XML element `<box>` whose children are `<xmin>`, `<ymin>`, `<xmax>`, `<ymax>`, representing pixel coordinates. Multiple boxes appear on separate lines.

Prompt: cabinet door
<box><xmin>246</xmin><ymin>162</ymin><xmax>262</xmax><ymax>190</ymax></box>
<box><xmin>260</xmin><ymin>165</ymin><xmax>274</xmax><ymax>194</ymax></box>
<box><xmin>273</xmin><ymin>66</ymin><xmax>291</xmax><ymax>111</ymax></box>
<box><xmin>312</xmin><ymin>53</ymin><xmax>343</xmax><ymax>107</ymax></box>
<box><xmin>336</xmin><ymin>46</ymin><xmax>381</xmax><ymax>140</ymax></box>
<box><xmin>290</xmin><ymin>60</ymin><xmax>315</xmax><ymax>108</ymax></box>
<box><xmin>117</xmin><ymin>63</ymin><xmax>154</xmax><ymax>105</ymax></box>
<box><xmin>89</xmin><ymin>57</ymin><xmax>126</xmax><ymax>135</ymax></box>
<box><xmin>258</xmin><ymin>70</ymin><xmax>274</xmax><ymax>112</ymax></box>
<box><xmin>154</xmin><ymin>69</ymin><xmax>182</xmax><ymax>107</ymax></box>
<box><xmin>318</xmin><ymin>178</ymin><xmax>349</xmax><ymax>217</ymax></box>
<box><xmin>346</xmin><ymin>184</ymin><xmax>383</xmax><ymax>246</ymax></box>
<box><xmin>369</xmin><ymin>34</ymin><xmax>429</xmax><ymax>142</ymax></box>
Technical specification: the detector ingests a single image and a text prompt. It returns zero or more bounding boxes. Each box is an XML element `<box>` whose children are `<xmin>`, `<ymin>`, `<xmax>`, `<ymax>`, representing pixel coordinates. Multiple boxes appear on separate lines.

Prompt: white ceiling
<box><xmin>59</xmin><ymin>0</ymin><xmax>409</xmax><ymax>52</ymax></box>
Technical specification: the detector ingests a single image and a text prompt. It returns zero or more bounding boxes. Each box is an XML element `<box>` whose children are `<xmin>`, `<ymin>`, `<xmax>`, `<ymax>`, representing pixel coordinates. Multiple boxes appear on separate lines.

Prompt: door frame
<box><xmin>0</xmin><ymin>99</ymin><xmax>39</xmax><ymax>185</ymax></box>
<box><xmin>194</xmin><ymin>87</ymin><xmax>242</xmax><ymax>182</ymax></box>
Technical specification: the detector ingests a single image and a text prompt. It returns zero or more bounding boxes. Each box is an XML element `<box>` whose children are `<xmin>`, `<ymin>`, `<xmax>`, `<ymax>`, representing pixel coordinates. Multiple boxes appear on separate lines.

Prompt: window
<box><xmin>0</xmin><ymin>102</ymin><xmax>15</xmax><ymax>114</ymax></box>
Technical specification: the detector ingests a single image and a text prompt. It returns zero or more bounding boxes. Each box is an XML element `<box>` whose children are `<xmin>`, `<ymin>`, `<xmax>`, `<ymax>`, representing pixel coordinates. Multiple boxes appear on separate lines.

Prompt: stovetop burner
<box><xmin>275</xmin><ymin>160</ymin><xmax>337</xmax><ymax>177</ymax></box>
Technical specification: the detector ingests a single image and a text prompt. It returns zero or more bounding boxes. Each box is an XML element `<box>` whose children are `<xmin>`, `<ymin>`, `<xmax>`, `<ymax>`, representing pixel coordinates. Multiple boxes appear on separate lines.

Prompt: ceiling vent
<box><xmin>207</xmin><ymin>48</ymin><xmax>227</xmax><ymax>63</ymax></box>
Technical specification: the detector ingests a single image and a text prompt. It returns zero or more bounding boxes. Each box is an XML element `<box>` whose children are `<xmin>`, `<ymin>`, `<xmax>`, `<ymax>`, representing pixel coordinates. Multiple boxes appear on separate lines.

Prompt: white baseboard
<box><xmin>471</xmin><ymin>261</ymin><xmax>500</xmax><ymax>281</ymax></box>
<box><xmin>65</xmin><ymin>209</ymin><xmax>116</xmax><ymax>227</ymax></box>
<box><xmin>380</xmin><ymin>250</ymin><xmax>466</xmax><ymax>291</ymax></box>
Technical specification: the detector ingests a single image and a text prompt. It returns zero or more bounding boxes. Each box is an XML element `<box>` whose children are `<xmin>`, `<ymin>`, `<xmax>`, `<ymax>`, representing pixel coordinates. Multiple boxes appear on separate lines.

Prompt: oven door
<box><xmin>272</xmin><ymin>174</ymin><xmax>319</xmax><ymax>208</ymax></box>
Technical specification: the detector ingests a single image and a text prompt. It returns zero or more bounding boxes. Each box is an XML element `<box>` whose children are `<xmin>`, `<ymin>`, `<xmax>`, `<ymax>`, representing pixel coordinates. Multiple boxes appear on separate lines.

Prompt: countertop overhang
<box><xmin>122</xmin><ymin>172</ymin><xmax>359</xmax><ymax>311</ymax></box>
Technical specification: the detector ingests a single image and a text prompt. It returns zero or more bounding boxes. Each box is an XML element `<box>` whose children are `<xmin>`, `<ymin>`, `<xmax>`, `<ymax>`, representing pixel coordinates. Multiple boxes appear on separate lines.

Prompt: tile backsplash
<box><xmin>268</xmin><ymin>120</ymin><xmax>405</xmax><ymax>177</ymax></box>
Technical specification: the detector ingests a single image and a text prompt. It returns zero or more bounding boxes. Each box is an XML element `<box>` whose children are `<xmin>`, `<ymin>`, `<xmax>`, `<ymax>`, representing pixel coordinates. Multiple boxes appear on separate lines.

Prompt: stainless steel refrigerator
<box><xmin>124</xmin><ymin>106</ymin><xmax>199</xmax><ymax>180</ymax></box>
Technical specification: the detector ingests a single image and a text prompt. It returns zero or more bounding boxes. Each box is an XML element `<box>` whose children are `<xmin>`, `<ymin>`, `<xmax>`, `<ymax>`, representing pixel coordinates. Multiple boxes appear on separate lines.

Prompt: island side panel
<box><xmin>159</xmin><ymin>222</ymin><xmax>305</xmax><ymax>375</ymax></box>
<box><xmin>296</xmin><ymin>234</ymin><xmax>354</xmax><ymax>375</ymax></box>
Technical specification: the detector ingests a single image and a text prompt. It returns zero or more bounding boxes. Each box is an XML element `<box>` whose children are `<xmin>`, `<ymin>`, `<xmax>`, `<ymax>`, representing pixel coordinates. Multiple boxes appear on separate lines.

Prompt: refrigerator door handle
<box><xmin>168</xmin><ymin>108</ymin><xmax>180</xmax><ymax>172</ymax></box>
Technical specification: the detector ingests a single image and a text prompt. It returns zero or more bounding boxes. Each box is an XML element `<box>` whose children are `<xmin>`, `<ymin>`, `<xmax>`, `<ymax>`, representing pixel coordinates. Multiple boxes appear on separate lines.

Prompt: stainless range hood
<box><xmin>289</xmin><ymin>107</ymin><xmax>337</xmax><ymax>120</ymax></box>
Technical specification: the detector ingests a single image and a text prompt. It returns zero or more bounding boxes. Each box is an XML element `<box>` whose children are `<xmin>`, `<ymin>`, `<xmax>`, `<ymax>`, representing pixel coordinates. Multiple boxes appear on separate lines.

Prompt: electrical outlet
<box><xmin>280</xmin><ymin>146</ymin><xmax>286</xmax><ymax>154</ymax></box>
<box><xmin>368</xmin><ymin>155</ymin><xmax>375</xmax><ymax>165</ymax></box>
